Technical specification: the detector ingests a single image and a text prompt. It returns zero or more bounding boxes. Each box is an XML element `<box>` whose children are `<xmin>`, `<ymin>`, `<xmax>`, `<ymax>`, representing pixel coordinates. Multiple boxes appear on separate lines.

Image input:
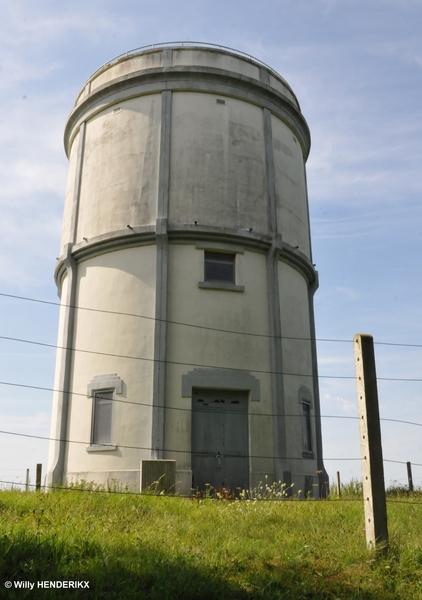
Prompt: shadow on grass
<box><xmin>1</xmin><ymin>534</ymin><xmax>392</xmax><ymax>600</ymax></box>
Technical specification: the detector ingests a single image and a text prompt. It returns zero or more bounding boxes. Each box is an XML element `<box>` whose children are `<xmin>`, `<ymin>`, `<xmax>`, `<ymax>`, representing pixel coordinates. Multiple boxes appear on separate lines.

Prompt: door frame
<box><xmin>182</xmin><ymin>367</ymin><xmax>261</xmax><ymax>495</ymax></box>
<box><xmin>191</xmin><ymin>387</ymin><xmax>249</xmax><ymax>494</ymax></box>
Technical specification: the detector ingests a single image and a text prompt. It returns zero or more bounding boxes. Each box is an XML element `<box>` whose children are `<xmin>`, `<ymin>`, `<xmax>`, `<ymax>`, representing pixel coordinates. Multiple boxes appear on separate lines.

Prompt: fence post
<box><xmin>336</xmin><ymin>471</ymin><xmax>341</xmax><ymax>497</ymax></box>
<box><xmin>407</xmin><ymin>462</ymin><xmax>414</xmax><ymax>492</ymax></box>
<box><xmin>36</xmin><ymin>464</ymin><xmax>42</xmax><ymax>492</ymax></box>
<box><xmin>25</xmin><ymin>469</ymin><xmax>30</xmax><ymax>492</ymax></box>
<box><xmin>354</xmin><ymin>334</ymin><xmax>389</xmax><ymax>551</ymax></box>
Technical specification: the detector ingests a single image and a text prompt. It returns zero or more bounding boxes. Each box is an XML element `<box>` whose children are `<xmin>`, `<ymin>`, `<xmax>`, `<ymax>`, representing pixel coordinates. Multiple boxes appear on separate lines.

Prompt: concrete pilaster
<box><xmin>266</xmin><ymin>241</ymin><xmax>288</xmax><ymax>482</ymax></box>
<box><xmin>47</xmin><ymin>122</ymin><xmax>85</xmax><ymax>486</ymax></box>
<box><xmin>162</xmin><ymin>48</ymin><xmax>173</xmax><ymax>68</ymax></box>
<box><xmin>46</xmin><ymin>246</ymin><xmax>78</xmax><ymax>485</ymax></box>
<box><xmin>308</xmin><ymin>277</ymin><xmax>329</xmax><ymax>497</ymax></box>
<box><xmin>263</xmin><ymin>108</ymin><xmax>277</xmax><ymax>234</ymax></box>
<box><xmin>69</xmin><ymin>122</ymin><xmax>86</xmax><ymax>247</ymax></box>
<box><xmin>263</xmin><ymin>105</ymin><xmax>288</xmax><ymax>482</ymax></box>
<box><xmin>151</xmin><ymin>90</ymin><xmax>172</xmax><ymax>459</ymax></box>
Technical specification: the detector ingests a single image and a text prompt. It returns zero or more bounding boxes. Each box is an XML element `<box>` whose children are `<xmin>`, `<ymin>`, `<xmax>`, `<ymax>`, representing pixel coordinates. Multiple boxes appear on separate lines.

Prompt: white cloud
<box><xmin>322</xmin><ymin>392</ymin><xmax>357</xmax><ymax>413</ymax></box>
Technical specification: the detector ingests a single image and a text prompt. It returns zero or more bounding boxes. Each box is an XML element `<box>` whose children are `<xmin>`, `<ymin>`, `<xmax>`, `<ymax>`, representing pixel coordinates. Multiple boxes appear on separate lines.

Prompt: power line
<box><xmin>1</xmin><ymin>479</ymin><xmax>421</xmax><ymax>502</ymax></box>
<box><xmin>0</xmin><ymin>479</ymin><xmax>184</xmax><ymax>496</ymax></box>
<box><xmin>4</xmin><ymin>331</ymin><xmax>422</xmax><ymax>382</ymax></box>
<box><xmin>0</xmin><ymin>479</ymin><xmax>360</xmax><ymax>500</ymax></box>
<box><xmin>2</xmin><ymin>377</ymin><xmax>335</xmax><ymax>416</ymax></box>
<box><xmin>2</xmin><ymin>425</ymin><xmax>422</xmax><ymax>470</ymax></box>
<box><xmin>386</xmin><ymin>499</ymin><xmax>422</xmax><ymax>505</ymax></box>
<box><xmin>0</xmin><ymin>427</ymin><xmax>361</xmax><ymax>462</ymax></box>
<box><xmin>384</xmin><ymin>459</ymin><xmax>422</xmax><ymax>467</ymax></box>
<box><xmin>380</xmin><ymin>418</ymin><xmax>422</xmax><ymax>428</ymax></box>
<box><xmin>2</xmin><ymin>379</ymin><xmax>422</xmax><ymax>429</ymax></box>
<box><xmin>376</xmin><ymin>341</ymin><xmax>422</xmax><ymax>349</ymax></box>
<box><xmin>3</xmin><ymin>290</ymin><xmax>422</xmax><ymax>349</ymax></box>
<box><xmin>0</xmin><ymin>334</ymin><xmax>356</xmax><ymax>380</ymax></box>
<box><xmin>0</xmin><ymin>291</ymin><xmax>332</xmax><ymax>342</ymax></box>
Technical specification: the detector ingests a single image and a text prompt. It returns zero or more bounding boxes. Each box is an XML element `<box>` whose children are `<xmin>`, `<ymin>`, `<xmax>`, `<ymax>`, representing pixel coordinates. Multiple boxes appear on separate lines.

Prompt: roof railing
<box><xmin>85</xmin><ymin>41</ymin><xmax>293</xmax><ymax>93</ymax></box>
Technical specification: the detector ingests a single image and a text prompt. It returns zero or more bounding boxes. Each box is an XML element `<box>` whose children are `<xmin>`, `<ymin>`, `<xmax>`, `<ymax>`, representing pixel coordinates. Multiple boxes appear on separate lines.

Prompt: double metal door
<box><xmin>192</xmin><ymin>389</ymin><xmax>248</xmax><ymax>494</ymax></box>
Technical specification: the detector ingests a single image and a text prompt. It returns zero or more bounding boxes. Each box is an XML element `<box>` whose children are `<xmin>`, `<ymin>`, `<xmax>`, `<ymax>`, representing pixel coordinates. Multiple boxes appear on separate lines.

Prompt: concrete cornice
<box><xmin>80</xmin><ymin>43</ymin><xmax>299</xmax><ymax>106</ymax></box>
<box><xmin>169</xmin><ymin>225</ymin><xmax>270</xmax><ymax>252</ymax></box>
<box><xmin>54</xmin><ymin>225</ymin><xmax>318</xmax><ymax>291</ymax></box>
<box><xmin>64</xmin><ymin>66</ymin><xmax>311</xmax><ymax>160</ymax></box>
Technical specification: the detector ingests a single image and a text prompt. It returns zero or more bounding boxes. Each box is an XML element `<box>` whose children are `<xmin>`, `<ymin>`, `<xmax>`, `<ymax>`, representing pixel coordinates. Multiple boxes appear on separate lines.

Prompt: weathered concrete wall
<box><xmin>172</xmin><ymin>48</ymin><xmax>261</xmax><ymax>82</ymax></box>
<box><xmin>272</xmin><ymin>115</ymin><xmax>311</xmax><ymax>256</ymax></box>
<box><xmin>169</xmin><ymin>93</ymin><xmax>267</xmax><ymax>231</ymax></box>
<box><xmin>89</xmin><ymin>52</ymin><xmax>164</xmax><ymax>97</ymax></box>
<box><xmin>79</xmin><ymin>47</ymin><xmax>299</xmax><ymax>111</ymax></box>
<box><xmin>75</xmin><ymin>96</ymin><xmax>161</xmax><ymax>243</ymax></box>
<box><xmin>164</xmin><ymin>244</ymin><xmax>274</xmax><ymax>487</ymax></box>
<box><xmin>279</xmin><ymin>261</ymin><xmax>318</xmax><ymax>497</ymax></box>
<box><xmin>64</xmin><ymin>246</ymin><xmax>156</xmax><ymax>478</ymax></box>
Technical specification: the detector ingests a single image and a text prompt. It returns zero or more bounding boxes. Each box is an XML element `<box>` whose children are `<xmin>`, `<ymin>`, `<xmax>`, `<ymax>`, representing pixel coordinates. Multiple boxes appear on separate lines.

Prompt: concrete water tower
<box><xmin>47</xmin><ymin>42</ymin><xmax>327</xmax><ymax>497</ymax></box>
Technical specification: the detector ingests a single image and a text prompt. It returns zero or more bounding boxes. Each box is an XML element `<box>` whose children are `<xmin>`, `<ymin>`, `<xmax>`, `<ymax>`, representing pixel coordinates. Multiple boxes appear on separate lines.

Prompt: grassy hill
<box><xmin>1</xmin><ymin>485</ymin><xmax>421</xmax><ymax>599</ymax></box>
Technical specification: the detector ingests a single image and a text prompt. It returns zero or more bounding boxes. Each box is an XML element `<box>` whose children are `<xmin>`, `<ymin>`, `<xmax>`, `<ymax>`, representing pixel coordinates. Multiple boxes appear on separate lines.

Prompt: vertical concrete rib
<box><xmin>263</xmin><ymin>107</ymin><xmax>287</xmax><ymax>481</ymax></box>
<box><xmin>303</xmin><ymin>157</ymin><xmax>327</xmax><ymax>496</ymax></box>
<box><xmin>152</xmin><ymin>90</ymin><xmax>172</xmax><ymax>459</ymax></box>
<box><xmin>69</xmin><ymin>122</ymin><xmax>86</xmax><ymax>244</ymax></box>
<box><xmin>308</xmin><ymin>277</ymin><xmax>329</xmax><ymax>497</ymax></box>
<box><xmin>47</xmin><ymin>122</ymin><xmax>86</xmax><ymax>485</ymax></box>
<box><xmin>302</xmin><ymin>162</ymin><xmax>313</xmax><ymax>263</ymax></box>
<box><xmin>47</xmin><ymin>247</ymin><xmax>78</xmax><ymax>485</ymax></box>
<box><xmin>162</xmin><ymin>48</ymin><xmax>173</xmax><ymax>68</ymax></box>
<box><xmin>266</xmin><ymin>244</ymin><xmax>287</xmax><ymax>482</ymax></box>
<box><xmin>263</xmin><ymin>108</ymin><xmax>277</xmax><ymax>234</ymax></box>
<box><xmin>260</xmin><ymin>67</ymin><xmax>270</xmax><ymax>85</ymax></box>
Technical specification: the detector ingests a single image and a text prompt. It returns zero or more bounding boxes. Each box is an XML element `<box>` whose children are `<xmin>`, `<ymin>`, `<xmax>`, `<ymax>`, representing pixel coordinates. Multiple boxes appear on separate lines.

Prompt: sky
<box><xmin>0</xmin><ymin>0</ymin><xmax>421</xmax><ymax>491</ymax></box>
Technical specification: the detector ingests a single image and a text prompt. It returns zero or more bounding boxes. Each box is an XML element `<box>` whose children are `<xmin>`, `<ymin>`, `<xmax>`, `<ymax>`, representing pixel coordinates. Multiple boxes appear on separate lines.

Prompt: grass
<box><xmin>1</xmin><ymin>485</ymin><xmax>422</xmax><ymax>599</ymax></box>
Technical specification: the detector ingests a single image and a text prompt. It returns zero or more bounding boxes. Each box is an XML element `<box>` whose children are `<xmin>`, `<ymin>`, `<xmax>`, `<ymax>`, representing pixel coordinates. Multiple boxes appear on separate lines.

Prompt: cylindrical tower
<box><xmin>47</xmin><ymin>43</ymin><xmax>327</xmax><ymax>496</ymax></box>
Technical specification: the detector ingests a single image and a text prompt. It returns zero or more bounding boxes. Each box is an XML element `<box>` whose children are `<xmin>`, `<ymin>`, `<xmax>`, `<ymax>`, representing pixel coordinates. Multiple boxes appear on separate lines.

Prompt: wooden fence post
<box><xmin>354</xmin><ymin>334</ymin><xmax>389</xmax><ymax>551</ymax></box>
<box><xmin>25</xmin><ymin>468</ymin><xmax>30</xmax><ymax>492</ymax></box>
<box><xmin>36</xmin><ymin>464</ymin><xmax>42</xmax><ymax>491</ymax></box>
<box><xmin>336</xmin><ymin>471</ymin><xmax>341</xmax><ymax>497</ymax></box>
<box><xmin>407</xmin><ymin>462</ymin><xmax>414</xmax><ymax>492</ymax></box>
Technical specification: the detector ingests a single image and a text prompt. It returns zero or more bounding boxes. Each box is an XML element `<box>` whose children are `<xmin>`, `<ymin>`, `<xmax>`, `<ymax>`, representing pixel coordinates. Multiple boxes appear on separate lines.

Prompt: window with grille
<box><xmin>204</xmin><ymin>251</ymin><xmax>235</xmax><ymax>284</ymax></box>
<box><xmin>92</xmin><ymin>390</ymin><xmax>113</xmax><ymax>445</ymax></box>
<box><xmin>302</xmin><ymin>401</ymin><xmax>312</xmax><ymax>453</ymax></box>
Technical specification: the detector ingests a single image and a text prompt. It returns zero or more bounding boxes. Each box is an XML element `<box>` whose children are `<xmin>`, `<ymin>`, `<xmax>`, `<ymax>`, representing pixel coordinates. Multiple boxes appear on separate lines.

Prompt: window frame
<box><xmin>91</xmin><ymin>389</ymin><xmax>114</xmax><ymax>446</ymax></box>
<box><xmin>204</xmin><ymin>250</ymin><xmax>235</xmax><ymax>284</ymax></box>
<box><xmin>86</xmin><ymin>373</ymin><xmax>122</xmax><ymax>452</ymax></box>
<box><xmin>196</xmin><ymin>242</ymin><xmax>245</xmax><ymax>292</ymax></box>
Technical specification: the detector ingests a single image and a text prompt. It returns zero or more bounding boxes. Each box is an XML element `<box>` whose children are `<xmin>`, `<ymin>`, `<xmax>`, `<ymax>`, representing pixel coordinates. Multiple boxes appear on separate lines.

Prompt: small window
<box><xmin>302</xmin><ymin>401</ymin><xmax>312</xmax><ymax>453</ymax></box>
<box><xmin>204</xmin><ymin>251</ymin><xmax>235</xmax><ymax>284</ymax></box>
<box><xmin>92</xmin><ymin>390</ymin><xmax>113</xmax><ymax>445</ymax></box>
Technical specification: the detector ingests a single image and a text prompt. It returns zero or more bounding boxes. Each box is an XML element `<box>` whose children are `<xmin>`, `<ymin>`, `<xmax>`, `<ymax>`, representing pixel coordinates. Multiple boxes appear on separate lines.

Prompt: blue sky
<box><xmin>1</xmin><ymin>0</ymin><xmax>421</xmax><ymax>489</ymax></box>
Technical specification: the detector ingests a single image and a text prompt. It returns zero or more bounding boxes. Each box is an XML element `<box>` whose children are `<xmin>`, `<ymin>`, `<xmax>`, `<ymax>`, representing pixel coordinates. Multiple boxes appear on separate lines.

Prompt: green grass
<box><xmin>1</xmin><ymin>487</ymin><xmax>422</xmax><ymax>599</ymax></box>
